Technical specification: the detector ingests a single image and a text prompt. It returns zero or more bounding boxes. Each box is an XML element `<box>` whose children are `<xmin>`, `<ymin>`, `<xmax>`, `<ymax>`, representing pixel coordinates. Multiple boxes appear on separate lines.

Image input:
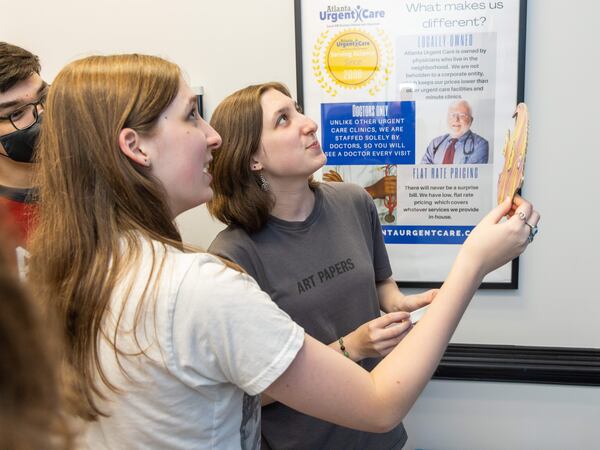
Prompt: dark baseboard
<box><xmin>434</xmin><ymin>344</ymin><xmax>600</xmax><ymax>386</ymax></box>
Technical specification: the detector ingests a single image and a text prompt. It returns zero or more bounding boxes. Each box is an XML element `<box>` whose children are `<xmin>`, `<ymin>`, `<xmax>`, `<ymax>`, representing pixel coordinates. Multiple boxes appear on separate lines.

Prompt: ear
<box><xmin>118</xmin><ymin>128</ymin><xmax>150</xmax><ymax>167</ymax></box>
<box><xmin>249</xmin><ymin>154</ymin><xmax>263</xmax><ymax>172</ymax></box>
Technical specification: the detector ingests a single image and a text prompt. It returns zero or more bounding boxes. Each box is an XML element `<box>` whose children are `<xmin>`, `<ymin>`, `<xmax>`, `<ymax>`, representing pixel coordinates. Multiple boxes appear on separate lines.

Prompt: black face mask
<box><xmin>0</xmin><ymin>117</ymin><xmax>42</xmax><ymax>163</ymax></box>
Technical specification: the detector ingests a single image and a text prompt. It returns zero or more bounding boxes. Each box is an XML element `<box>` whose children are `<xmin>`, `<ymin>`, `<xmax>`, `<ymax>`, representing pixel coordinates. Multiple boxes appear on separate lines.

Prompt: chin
<box><xmin>199</xmin><ymin>188</ymin><xmax>214</xmax><ymax>205</ymax></box>
<box><xmin>188</xmin><ymin>187</ymin><xmax>213</xmax><ymax>210</ymax></box>
<box><xmin>315</xmin><ymin>152</ymin><xmax>327</xmax><ymax>168</ymax></box>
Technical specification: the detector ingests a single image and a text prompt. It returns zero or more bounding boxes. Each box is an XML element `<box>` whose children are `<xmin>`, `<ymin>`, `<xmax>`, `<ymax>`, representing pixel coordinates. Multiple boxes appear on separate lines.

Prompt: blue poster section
<box><xmin>321</xmin><ymin>101</ymin><xmax>415</xmax><ymax>165</ymax></box>
<box><xmin>381</xmin><ymin>225</ymin><xmax>475</xmax><ymax>244</ymax></box>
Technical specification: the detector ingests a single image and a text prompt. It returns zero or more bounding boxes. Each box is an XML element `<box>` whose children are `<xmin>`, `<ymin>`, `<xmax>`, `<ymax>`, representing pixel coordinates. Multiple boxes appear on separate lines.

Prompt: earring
<box><xmin>139</xmin><ymin>147</ymin><xmax>151</xmax><ymax>167</ymax></box>
<box><xmin>258</xmin><ymin>171</ymin><xmax>270</xmax><ymax>191</ymax></box>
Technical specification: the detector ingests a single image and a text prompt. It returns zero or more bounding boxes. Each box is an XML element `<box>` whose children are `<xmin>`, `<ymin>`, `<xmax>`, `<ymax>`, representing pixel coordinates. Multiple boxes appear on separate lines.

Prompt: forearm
<box><xmin>369</xmin><ymin>251</ymin><xmax>483</xmax><ymax>418</ymax></box>
<box><xmin>266</xmin><ymin>335</ymin><xmax>390</xmax><ymax>432</ymax></box>
<box><xmin>376</xmin><ymin>278</ymin><xmax>402</xmax><ymax>312</ymax></box>
<box><xmin>328</xmin><ymin>338</ymin><xmax>362</xmax><ymax>363</ymax></box>
<box><xmin>266</xmin><ymin>252</ymin><xmax>484</xmax><ymax>432</ymax></box>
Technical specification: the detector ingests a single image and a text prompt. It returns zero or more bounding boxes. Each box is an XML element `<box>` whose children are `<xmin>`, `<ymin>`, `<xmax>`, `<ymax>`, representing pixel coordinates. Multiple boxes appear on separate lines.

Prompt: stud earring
<box><xmin>138</xmin><ymin>147</ymin><xmax>151</xmax><ymax>167</ymax></box>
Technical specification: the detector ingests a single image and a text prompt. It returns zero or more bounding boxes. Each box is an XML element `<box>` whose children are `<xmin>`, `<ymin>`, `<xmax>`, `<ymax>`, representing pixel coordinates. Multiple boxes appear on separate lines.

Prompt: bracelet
<box><xmin>338</xmin><ymin>337</ymin><xmax>350</xmax><ymax>358</ymax></box>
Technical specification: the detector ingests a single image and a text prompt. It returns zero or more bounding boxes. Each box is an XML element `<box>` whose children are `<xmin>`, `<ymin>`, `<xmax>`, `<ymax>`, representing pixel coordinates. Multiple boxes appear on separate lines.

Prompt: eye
<box><xmin>188</xmin><ymin>106</ymin><xmax>200</xmax><ymax>121</ymax></box>
<box><xmin>10</xmin><ymin>108</ymin><xmax>25</xmax><ymax>121</ymax></box>
<box><xmin>276</xmin><ymin>113</ymin><xmax>289</xmax><ymax>126</ymax></box>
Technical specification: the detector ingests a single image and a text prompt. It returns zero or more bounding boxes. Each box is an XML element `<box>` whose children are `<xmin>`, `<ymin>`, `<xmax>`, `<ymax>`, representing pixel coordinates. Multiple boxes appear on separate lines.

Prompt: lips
<box><xmin>306</xmin><ymin>141</ymin><xmax>321</xmax><ymax>150</ymax></box>
<box><xmin>202</xmin><ymin>159</ymin><xmax>212</xmax><ymax>175</ymax></box>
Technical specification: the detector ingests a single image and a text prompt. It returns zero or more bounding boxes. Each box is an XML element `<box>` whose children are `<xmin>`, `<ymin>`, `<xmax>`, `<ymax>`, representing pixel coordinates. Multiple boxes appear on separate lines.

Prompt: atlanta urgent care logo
<box><xmin>319</xmin><ymin>5</ymin><xmax>386</xmax><ymax>24</ymax></box>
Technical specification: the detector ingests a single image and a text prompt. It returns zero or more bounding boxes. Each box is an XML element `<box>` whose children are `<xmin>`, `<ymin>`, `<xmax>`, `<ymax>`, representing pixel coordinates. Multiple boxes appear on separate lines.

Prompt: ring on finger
<box><xmin>518</xmin><ymin>211</ymin><xmax>527</xmax><ymax>221</ymax></box>
<box><xmin>526</xmin><ymin>223</ymin><xmax>539</xmax><ymax>236</ymax></box>
<box><xmin>525</xmin><ymin>223</ymin><xmax>538</xmax><ymax>243</ymax></box>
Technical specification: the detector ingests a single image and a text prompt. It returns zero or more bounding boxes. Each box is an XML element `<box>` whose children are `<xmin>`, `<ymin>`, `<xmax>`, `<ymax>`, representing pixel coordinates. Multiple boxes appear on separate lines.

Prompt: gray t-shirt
<box><xmin>209</xmin><ymin>182</ymin><xmax>407</xmax><ymax>450</ymax></box>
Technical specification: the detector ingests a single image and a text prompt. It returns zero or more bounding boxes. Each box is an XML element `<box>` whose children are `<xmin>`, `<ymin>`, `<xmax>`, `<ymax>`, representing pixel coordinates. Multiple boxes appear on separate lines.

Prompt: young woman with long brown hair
<box><xmin>30</xmin><ymin>54</ymin><xmax>538</xmax><ymax>450</ymax></box>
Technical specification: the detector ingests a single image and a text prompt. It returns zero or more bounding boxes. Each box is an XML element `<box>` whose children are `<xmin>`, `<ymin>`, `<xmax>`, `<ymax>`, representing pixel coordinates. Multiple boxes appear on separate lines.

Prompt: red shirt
<box><xmin>0</xmin><ymin>186</ymin><xmax>37</xmax><ymax>246</ymax></box>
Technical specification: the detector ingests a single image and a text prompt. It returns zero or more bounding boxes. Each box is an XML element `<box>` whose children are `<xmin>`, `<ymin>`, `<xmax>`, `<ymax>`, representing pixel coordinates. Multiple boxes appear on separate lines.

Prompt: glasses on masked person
<box><xmin>0</xmin><ymin>86</ymin><xmax>48</xmax><ymax>163</ymax></box>
<box><xmin>0</xmin><ymin>88</ymin><xmax>47</xmax><ymax>132</ymax></box>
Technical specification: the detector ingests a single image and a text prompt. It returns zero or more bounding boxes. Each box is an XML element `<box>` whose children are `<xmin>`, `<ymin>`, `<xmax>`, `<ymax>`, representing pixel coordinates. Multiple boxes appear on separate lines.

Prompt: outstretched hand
<box><xmin>343</xmin><ymin>311</ymin><xmax>412</xmax><ymax>361</ymax></box>
<box><xmin>461</xmin><ymin>196</ymin><xmax>540</xmax><ymax>276</ymax></box>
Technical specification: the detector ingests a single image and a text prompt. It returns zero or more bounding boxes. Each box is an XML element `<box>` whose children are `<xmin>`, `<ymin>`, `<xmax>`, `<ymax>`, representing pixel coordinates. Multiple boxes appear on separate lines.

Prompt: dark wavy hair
<box><xmin>0</xmin><ymin>42</ymin><xmax>41</xmax><ymax>92</ymax></box>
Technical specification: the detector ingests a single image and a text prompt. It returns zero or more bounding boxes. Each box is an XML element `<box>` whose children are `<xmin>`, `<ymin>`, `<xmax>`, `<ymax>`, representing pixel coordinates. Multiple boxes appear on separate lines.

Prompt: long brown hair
<box><xmin>29</xmin><ymin>54</ymin><xmax>183</xmax><ymax>420</ymax></box>
<box><xmin>208</xmin><ymin>82</ymin><xmax>318</xmax><ymax>233</ymax></box>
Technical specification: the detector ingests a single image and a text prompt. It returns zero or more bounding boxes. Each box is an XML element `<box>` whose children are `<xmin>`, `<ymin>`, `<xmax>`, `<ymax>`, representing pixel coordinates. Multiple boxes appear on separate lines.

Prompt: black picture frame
<box><xmin>295</xmin><ymin>0</ymin><xmax>528</xmax><ymax>289</ymax></box>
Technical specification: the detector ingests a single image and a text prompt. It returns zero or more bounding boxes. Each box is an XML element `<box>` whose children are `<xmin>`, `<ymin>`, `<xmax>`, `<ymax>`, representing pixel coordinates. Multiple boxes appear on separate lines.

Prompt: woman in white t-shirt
<box><xmin>29</xmin><ymin>54</ymin><xmax>539</xmax><ymax>450</ymax></box>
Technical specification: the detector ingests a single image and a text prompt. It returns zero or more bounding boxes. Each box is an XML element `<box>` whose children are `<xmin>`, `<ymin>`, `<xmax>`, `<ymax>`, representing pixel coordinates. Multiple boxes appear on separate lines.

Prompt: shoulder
<box><xmin>319</xmin><ymin>182</ymin><xmax>375</xmax><ymax>220</ymax></box>
<box><xmin>208</xmin><ymin>225</ymin><xmax>255</xmax><ymax>261</ymax></box>
<box><xmin>471</xmin><ymin>131</ymin><xmax>488</xmax><ymax>145</ymax></box>
<box><xmin>179</xmin><ymin>252</ymin><xmax>258</xmax><ymax>297</ymax></box>
<box><xmin>166</xmin><ymin>248</ymin><xmax>269</xmax><ymax>319</ymax></box>
<box><xmin>210</xmin><ymin>225</ymin><xmax>250</xmax><ymax>248</ymax></box>
<box><xmin>431</xmin><ymin>134</ymin><xmax>448</xmax><ymax>146</ymax></box>
<box><xmin>320</xmin><ymin>181</ymin><xmax>370</xmax><ymax>203</ymax></box>
<box><xmin>174</xmin><ymin>252</ymin><xmax>297</xmax><ymax>344</ymax></box>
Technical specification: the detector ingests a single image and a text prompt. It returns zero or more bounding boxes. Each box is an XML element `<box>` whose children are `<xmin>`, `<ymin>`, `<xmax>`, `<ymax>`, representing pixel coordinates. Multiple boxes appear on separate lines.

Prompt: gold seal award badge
<box><xmin>497</xmin><ymin>103</ymin><xmax>529</xmax><ymax>205</ymax></box>
<box><xmin>312</xmin><ymin>29</ymin><xmax>393</xmax><ymax>96</ymax></box>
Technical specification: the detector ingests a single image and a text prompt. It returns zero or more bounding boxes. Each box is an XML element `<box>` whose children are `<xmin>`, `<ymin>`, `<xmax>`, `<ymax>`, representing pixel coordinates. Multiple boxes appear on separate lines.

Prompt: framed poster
<box><xmin>295</xmin><ymin>0</ymin><xmax>527</xmax><ymax>288</ymax></box>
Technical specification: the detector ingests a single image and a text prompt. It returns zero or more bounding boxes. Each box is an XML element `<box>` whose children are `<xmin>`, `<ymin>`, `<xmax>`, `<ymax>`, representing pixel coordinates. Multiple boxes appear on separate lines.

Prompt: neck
<box><xmin>269</xmin><ymin>178</ymin><xmax>315</xmax><ymax>222</ymax></box>
<box><xmin>0</xmin><ymin>156</ymin><xmax>34</xmax><ymax>189</ymax></box>
<box><xmin>451</xmin><ymin>130</ymin><xmax>470</xmax><ymax>140</ymax></box>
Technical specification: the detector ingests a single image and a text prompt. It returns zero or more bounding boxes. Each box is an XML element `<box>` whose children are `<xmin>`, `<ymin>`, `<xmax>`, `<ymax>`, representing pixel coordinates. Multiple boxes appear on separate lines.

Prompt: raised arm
<box><xmin>264</xmin><ymin>197</ymin><xmax>539</xmax><ymax>432</ymax></box>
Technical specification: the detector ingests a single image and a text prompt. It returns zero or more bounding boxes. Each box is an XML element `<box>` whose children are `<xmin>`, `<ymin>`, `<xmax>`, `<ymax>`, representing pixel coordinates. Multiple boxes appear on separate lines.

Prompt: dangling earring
<box><xmin>258</xmin><ymin>171</ymin><xmax>270</xmax><ymax>192</ymax></box>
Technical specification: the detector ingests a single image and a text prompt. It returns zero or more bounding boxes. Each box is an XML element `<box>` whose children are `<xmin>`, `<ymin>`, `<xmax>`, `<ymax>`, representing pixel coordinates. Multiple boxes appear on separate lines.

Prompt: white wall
<box><xmin>3</xmin><ymin>0</ymin><xmax>599</xmax><ymax>448</ymax></box>
<box><xmin>403</xmin><ymin>1</ymin><xmax>600</xmax><ymax>447</ymax></box>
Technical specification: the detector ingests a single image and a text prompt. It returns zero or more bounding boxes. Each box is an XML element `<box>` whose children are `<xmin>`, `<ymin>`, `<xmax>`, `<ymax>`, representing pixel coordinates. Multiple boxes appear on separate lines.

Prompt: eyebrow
<box><xmin>0</xmin><ymin>82</ymin><xmax>48</xmax><ymax>112</ymax></box>
<box><xmin>270</xmin><ymin>100</ymin><xmax>299</xmax><ymax>122</ymax></box>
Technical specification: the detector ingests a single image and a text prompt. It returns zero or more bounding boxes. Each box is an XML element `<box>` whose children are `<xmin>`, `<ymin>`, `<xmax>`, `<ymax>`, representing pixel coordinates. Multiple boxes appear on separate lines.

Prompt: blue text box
<box><xmin>321</xmin><ymin>101</ymin><xmax>415</xmax><ymax>165</ymax></box>
<box><xmin>381</xmin><ymin>225</ymin><xmax>474</xmax><ymax>244</ymax></box>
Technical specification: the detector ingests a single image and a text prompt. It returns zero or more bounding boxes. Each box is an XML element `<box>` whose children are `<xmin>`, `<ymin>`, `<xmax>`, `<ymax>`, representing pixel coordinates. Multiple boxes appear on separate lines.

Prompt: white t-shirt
<box><xmin>84</xmin><ymin>239</ymin><xmax>304</xmax><ymax>450</ymax></box>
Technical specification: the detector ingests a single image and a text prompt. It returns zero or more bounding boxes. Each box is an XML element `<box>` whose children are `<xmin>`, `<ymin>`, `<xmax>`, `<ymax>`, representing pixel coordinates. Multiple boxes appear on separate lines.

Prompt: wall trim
<box><xmin>434</xmin><ymin>344</ymin><xmax>600</xmax><ymax>386</ymax></box>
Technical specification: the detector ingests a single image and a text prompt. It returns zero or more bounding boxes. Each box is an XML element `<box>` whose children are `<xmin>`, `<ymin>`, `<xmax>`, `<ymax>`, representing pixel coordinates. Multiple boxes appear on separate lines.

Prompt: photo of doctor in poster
<box><xmin>421</xmin><ymin>99</ymin><xmax>489</xmax><ymax>164</ymax></box>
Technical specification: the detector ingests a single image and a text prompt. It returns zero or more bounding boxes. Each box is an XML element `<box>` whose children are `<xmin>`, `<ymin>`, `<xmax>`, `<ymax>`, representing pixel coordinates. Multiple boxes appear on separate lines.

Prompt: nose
<box><xmin>202</xmin><ymin>120</ymin><xmax>222</xmax><ymax>151</ymax></box>
<box><xmin>301</xmin><ymin>115</ymin><xmax>318</xmax><ymax>135</ymax></box>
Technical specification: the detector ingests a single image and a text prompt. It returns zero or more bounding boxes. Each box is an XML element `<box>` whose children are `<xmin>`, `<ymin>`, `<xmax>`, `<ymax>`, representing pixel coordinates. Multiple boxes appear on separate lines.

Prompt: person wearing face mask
<box><xmin>0</xmin><ymin>42</ymin><xmax>47</xmax><ymax>245</ymax></box>
<box><xmin>421</xmin><ymin>99</ymin><xmax>489</xmax><ymax>164</ymax></box>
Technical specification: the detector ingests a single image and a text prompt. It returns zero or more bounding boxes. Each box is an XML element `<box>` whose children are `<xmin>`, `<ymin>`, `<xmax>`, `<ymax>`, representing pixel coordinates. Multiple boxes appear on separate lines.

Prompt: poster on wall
<box><xmin>295</xmin><ymin>0</ymin><xmax>526</xmax><ymax>288</ymax></box>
